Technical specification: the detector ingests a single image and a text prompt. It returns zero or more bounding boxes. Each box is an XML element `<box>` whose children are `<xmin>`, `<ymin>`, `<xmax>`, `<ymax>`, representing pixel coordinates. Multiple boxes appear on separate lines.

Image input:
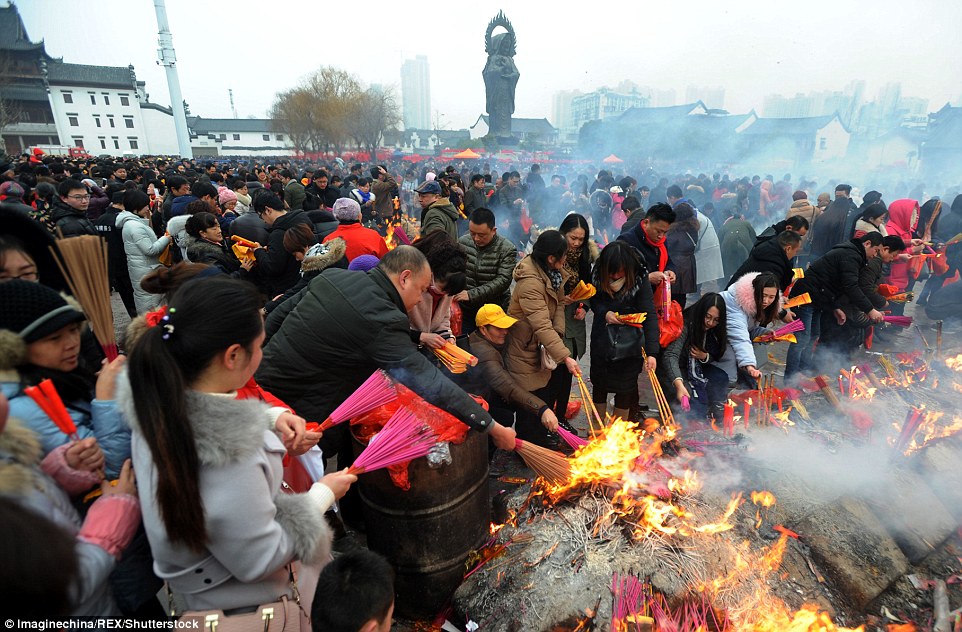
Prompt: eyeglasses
<box><xmin>67</xmin><ymin>194</ymin><xmax>91</xmax><ymax>201</ymax></box>
<box><xmin>0</xmin><ymin>270</ymin><xmax>39</xmax><ymax>282</ymax></box>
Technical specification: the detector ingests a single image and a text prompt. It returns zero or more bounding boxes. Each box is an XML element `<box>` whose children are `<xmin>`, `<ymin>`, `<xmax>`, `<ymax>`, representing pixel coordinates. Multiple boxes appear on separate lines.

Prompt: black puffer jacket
<box><xmin>791</xmin><ymin>239</ymin><xmax>873</xmax><ymax>313</ymax></box>
<box><xmin>255</xmin><ymin>267</ymin><xmax>494</xmax><ymax>433</ymax></box>
<box><xmin>727</xmin><ymin>236</ymin><xmax>793</xmax><ymax>291</ymax></box>
<box><xmin>50</xmin><ymin>200</ymin><xmax>97</xmax><ymax>237</ymax></box>
<box><xmin>185</xmin><ymin>235</ymin><xmax>245</xmax><ymax>277</ymax></box>
<box><xmin>457</xmin><ymin>233</ymin><xmax>517</xmax><ymax>310</ymax></box>
<box><xmin>253</xmin><ymin>210</ymin><xmax>314</xmax><ymax>296</ymax></box>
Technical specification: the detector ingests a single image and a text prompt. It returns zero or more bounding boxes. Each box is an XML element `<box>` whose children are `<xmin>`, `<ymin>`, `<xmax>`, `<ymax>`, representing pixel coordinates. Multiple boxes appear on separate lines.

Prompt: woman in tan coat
<box><xmin>506</xmin><ymin>230</ymin><xmax>580</xmax><ymax>447</ymax></box>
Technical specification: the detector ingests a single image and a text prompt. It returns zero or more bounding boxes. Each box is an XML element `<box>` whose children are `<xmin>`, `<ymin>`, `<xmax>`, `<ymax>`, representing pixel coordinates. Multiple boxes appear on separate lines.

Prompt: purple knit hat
<box><xmin>348</xmin><ymin>254</ymin><xmax>380</xmax><ymax>272</ymax></box>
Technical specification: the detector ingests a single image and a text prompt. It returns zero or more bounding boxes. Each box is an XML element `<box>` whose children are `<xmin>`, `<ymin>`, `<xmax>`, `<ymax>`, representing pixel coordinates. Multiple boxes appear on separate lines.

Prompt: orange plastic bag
<box><xmin>930</xmin><ymin>253</ymin><xmax>950</xmax><ymax>276</ymax></box>
<box><xmin>908</xmin><ymin>255</ymin><xmax>925</xmax><ymax>280</ymax></box>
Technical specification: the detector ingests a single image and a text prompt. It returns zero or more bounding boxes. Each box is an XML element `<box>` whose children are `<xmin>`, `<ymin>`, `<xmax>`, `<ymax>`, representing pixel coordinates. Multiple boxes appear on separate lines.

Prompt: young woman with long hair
<box><xmin>120</xmin><ymin>276</ymin><xmax>355</xmax><ymax>612</ymax></box>
<box><xmin>663</xmin><ymin>292</ymin><xmax>729</xmax><ymax>421</ymax></box>
<box><xmin>588</xmin><ymin>241</ymin><xmax>659</xmax><ymax>421</ymax></box>
<box><xmin>557</xmin><ymin>213</ymin><xmax>598</xmax><ymax>433</ymax></box>
<box><xmin>713</xmin><ymin>271</ymin><xmax>779</xmax><ymax>388</ymax></box>
<box><xmin>506</xmin><ymin>230</ymin><xmax>580</xmax><ymax>447</ymax></box>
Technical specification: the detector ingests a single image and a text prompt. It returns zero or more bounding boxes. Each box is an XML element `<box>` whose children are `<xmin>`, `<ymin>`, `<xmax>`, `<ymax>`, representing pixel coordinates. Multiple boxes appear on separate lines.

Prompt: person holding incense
<box><xmin>119</xmin><ymin>276</ymin><xmax>355</xmax><ymax>615</ymax></box>
<box><xmin>116</xmin><ymin>189</ymin><xmax>172</xmax><ymax>314</ymax></box>
<box><xmin>663</xmin><ymin>293</ymin><xmax>729</xmax><ymax>423</ymax></box>
<box><xmin>408</xmin><ymin>231</ymin><xmax>466</xmax><ymax>356</ymax></box>
<box><xmin>466</xmin><ymin>304</ymin><xmax>559</xmax><ymax>453</ymax></box>
<box><xmin>712</xmin><ymin>272</ymin><xmax>780</xmax><ymax>389</ymax></box>
<box><xmin>506</xmin><ymin>230</ymin><xmax>582</xmax><ymax>446</ymax></box>
<box><xmin>256</xmin><ymin>246</ymin><xmax>517</xmax><ymax>520</ymax></box>
<box><xmin>0</xmin><ymin>280</ymin><xmax>130</xmax><ymax>479</ymax></box>
<box><xmin>0</xmin><ymin>392</ymin><xmax>141</xmax><ymax>616</ymax></box>
<box><xmin>588</xmin><ymin>241</ymin><xmax>661</xmax><ymax>422</ymax></box>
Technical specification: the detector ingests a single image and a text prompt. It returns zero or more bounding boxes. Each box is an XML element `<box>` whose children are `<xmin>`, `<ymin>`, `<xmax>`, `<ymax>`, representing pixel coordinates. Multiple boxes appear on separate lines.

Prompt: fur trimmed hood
<box><xmin>116</xmin><ymin>372</ymin><xmax>272</xmax><ymax>466</ymax></box>
<box><xmin>301</xmin><ymin>237</ymin><xmax>346</xmax><ymax>275</ymax></box>
<box><xmin>0</xmin><ymin>417</ymin><xmax>44</xmax><ymax>497</ymax></box>
<box><xmin>729</xmin><ymin>271</ymin><xmax>762</xmax><ymax>318</ymax></box>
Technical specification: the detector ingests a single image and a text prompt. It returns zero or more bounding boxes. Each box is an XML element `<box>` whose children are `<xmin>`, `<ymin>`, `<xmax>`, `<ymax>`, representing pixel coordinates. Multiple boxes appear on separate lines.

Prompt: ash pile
<box><xmin>452</xmin><ymin>352</ymin><xmax>962</xmax><ymax>631</ymax></box>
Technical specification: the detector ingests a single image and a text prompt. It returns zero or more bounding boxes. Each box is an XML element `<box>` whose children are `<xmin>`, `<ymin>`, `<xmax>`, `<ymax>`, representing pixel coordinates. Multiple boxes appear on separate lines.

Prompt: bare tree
<box><xmin>270</xmin><ymin>66</ymin><xmax>368</xmax><ymax>154</ymax></box>
<box><xmin>349</xmin><ymin>85</ymin><xmax>401</xmax><ymax>158</ymax></box>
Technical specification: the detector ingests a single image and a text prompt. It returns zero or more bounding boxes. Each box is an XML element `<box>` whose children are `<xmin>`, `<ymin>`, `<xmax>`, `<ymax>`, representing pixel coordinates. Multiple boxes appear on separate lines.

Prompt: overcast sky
<box><xmin>17</xmin><ymin>0</ymin><xmax>962</xmax><ymax>129</ymax></box>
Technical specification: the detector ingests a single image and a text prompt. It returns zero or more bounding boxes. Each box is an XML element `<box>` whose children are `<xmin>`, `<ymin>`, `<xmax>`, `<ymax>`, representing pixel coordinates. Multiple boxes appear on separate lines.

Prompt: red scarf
<box><xmin>643</xmin><ymin>229</ymin><xmax>668</xmax><ymax>272</ymax></box>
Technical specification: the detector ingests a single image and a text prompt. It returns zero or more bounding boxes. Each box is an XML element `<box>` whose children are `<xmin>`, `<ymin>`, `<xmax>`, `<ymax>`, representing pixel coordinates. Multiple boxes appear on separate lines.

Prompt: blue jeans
<box><xmin>690</xmin><ymin>362</ymin><xmax>730</xmax><ymax>418</ymax></box>
<box><xmin>784</xmin><ymin>304</ymin><xmax>821</xmax><ymax>379</ymax></box>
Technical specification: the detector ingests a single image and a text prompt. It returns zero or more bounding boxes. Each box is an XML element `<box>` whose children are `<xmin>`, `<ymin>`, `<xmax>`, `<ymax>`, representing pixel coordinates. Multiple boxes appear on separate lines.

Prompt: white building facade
<box><xmin>44</xmin><ymin>62</ymin><xmax>150</xmax><ymax>155</ymax></box>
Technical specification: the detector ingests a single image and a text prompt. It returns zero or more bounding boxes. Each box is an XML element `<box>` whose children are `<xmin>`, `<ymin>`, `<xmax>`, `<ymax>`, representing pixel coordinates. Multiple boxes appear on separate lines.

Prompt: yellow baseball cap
<box><xmin>475</xmin><ymin>304</ymin><xmax>518</xmax><ymax>329</ymax></box>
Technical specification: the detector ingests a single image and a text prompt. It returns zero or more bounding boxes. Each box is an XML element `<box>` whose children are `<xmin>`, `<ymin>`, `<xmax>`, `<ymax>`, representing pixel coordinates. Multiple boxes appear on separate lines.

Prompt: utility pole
<box><xmin>153</xmin><ymin>0</ymin><xmax>192</xmax><ymax>158</ymax></box>
<box><xmin>229</xmin><ymin>88</ymin><xmax>238</xmax><ymax>119</ymax></box>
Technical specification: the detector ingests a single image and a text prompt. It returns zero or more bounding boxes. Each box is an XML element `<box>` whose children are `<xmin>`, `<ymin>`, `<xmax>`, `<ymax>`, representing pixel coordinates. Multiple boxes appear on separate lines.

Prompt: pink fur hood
<box><xmin>729</xmin><ymin>271</ymin><xmax>762</xmax><ymax>318</ymax></box>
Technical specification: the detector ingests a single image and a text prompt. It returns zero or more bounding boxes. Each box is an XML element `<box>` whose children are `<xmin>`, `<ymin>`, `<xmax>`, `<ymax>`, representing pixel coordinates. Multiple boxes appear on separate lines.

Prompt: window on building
<box><xmin>108</xmin><ymin>117</ymin><xmax>115</xmax><ymax>128</ymax></box>
<box><xmin>68</xmin><ymin>114</ymin><xmax>79</xmax><ymax>127</ymax></box>
<box><xmin>99</xmin><ymin>138</ymin><xmax>106</xmax><ymax>149</ymax></box>
<box><xmin>72</xmin><ymin>138</ymin><xmax>84</xmax><ymax>148</ymax></box>
<box><xmin>819</xmin><ymin>137</ymin><xmax>827</xmax><ymax>150</ymax></box>
<box><xmin>232</xmin><ymin>134</ymin><xmax>240</xmax><ymax>141</ymax></box>
<box><xmin>94</xmin><ymin>116</ymin><xmax>101</xmax><ymax>128</ymax></box>
<box><xmin>219</xmin><ymin>134</ymin><xmax>226</xmax><ymax>141</ymax></box>
<box><xmin>113</xmin><ymin>138</ymin><xmax>120</xmax><ymax>150</ymax></box>
<box><xmin>128</xmin><ymin>138</ymin><xmax>139</xmax><ymax>150</ymax></box>
<box><xmin>276</xmin><ymin>134</ymin><xmax>283</xmax><ymax>141</ymax></box>
<box><xmin>103</xmin><ymin>94</ymin><xmax>110</xmax><ymax>106</ymax></box>
<box><xmin>89</xmin><ymin>93</ymin><xmax>96</xmax><ymax>105</ymax></box>
<box><xmin>120</xmin><ymin>95</ymin><xmax>130</xmax><ymax>106</ymax></box>
<box><xmin>262</xmin><ymin>134</ymin><xmax>270</xmax><ymax>141</ymax></box>
<box><xmin>124</xmin><ymin>117</ymin><xmax>134</xmax><ymax>129</ymax></box>
<box><xmin>63</xmin><ymin>92</ymin><xmax>73</xmax><ymax>104</ymax></box>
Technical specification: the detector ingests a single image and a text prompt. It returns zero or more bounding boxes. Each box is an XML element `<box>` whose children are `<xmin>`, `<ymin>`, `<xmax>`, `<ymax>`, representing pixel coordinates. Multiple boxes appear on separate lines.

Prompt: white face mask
<box><xmin>609</xmin><ymin>276</ymin><xmax>626</xmax><ymax>292</ymax></box>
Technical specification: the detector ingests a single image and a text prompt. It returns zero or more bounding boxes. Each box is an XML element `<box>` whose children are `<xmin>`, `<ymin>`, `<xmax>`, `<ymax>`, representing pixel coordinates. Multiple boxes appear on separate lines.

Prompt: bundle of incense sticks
<box><xmin>893</xmin><ymin>407</ymin><xmax>924</xmax><ymax>453</ymax></box>
<box><xmin>915</xmin><ymin>326</ymin><xmax>931</xmax><ymax>350</ymax></box>
<box><xmin>886</xmin><ymin>292</ymin><xmax>914</xmax><ymax>303</ymax></box>
<box><xmin>348</xmin><ymin>407</ymin><xmax>437</xmax><ymax>475</ymax></box>
<box><xmin>230</xmin><ymin>234</ymin><xmax>260</xmax><ymax>264</ymax></box>
<box><xmin>792</xmin><ymin>267</ymin><xmax>805</xmax><ymax>281</ymax></box>
<box><xmin>757</xmin><ymin>375</ymin><xmax>776</xmax><ymax>425</ymax></box>
<box><xmin>783</xmin><ymin>292</ymin><xmax>811</xmax><ymax>309</ymax></box>
<box><xmin>568</xmin><ymin>280</ymin><xmax>596</xmax><ymax>301</ymax></box>
<box><xmin>575</xmin><ymin>373</ymin><xmax>604</xmax><ymax>432</ymax></box>
<box><xmin>644</xmin><ymin>352</ymin><xmax>675</xmax><ymax>427</ymax></box>
<box><xmin>611</xmin><ymin>572</ymin><xmax>652</xmax><ymax>632</ymax></box>
<box><xmin>813</xmin><ymin>375</ymin><xmax>840</xmax><ymax>408</ymax></box>
<box><xmin>319</xmin><ymin>370</ymin><xmax>397</xmax><ymax>431</ymax></box>
<box><xmin>392</xmin><ymin>225</ymin><xmax>412</xmax><ymax>246</ymax></box>
<box><xmin>557</xmin><ymin>425</ymin><xmax>588</xmax><ymax>450</ymax></box>
<box><xmin>615</xmin><ymin>312</ymin><xmax>647</xmax><ymax>328</ymax></box>
<box><xmin>883</xmin><ymin>315</ymin><xmax>913</xmax><ymax>328</ymax></box>
<box><xmin>433</xmin><ymin>341</ymin><xmax>478</xmax><ymax>374</ymax></box>
<box><xmin>24</xmin><ymin>379</ymin><xmax>79</xmax><ymax>441</ymax></box>
<box><xmin>753</xmin><ymin>319</ymin><xmax>805</xmax><ymax>343</ymax></box>
<box><xmin>50</xmin><ymin>235</ymin><xmax>118</xmax><ymax>360</ymax></box>
<box><xmin>936</xmin><ymin>321</ymin><xmax>943</xmax><ymax>357</ymax></box>
<box><xmin>514</xmin><ymin>439</ymin><xmax>570</xmax><ymax>484</ymax></box>
<box><xmin>857</xmin><ymin>363</ymin><xmax>886</xmax><ymax>390</ymax></box>
<box><xmin>660</xmin><ymin>279</ymin><xmax>671</xmax><ymax>321</ymax></box>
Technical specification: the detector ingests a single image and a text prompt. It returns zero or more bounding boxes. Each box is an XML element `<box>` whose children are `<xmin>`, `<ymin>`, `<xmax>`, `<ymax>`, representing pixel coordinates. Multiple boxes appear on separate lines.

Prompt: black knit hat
<box><xmin>0</xmin><ymin>280</ymin><xmax>85</xmax><ymax>343</ymax></box>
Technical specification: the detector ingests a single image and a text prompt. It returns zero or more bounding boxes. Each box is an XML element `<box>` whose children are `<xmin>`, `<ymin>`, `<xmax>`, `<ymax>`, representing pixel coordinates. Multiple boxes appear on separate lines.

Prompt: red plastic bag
<box><xmin>930</xmin><ymin>253</ymin><xmax>950</xmax><ymax>276</ymax></box>
<box><xmin>877</xmin><ymin>284</ymin><xmax>900</xmax><ymax>297</ymax></box>
<box><xmin>658</xmin><ymin>300</ymin><xmax>684</xmax><ymax>348</ymax></box>
<box><xmin>565</xmin><ymin>399</ymin><xmax>582</xmax><ymax>420</ymax></box>
<box><xmin>449</xmin><ymin>300</ymin><xmax>463</xmax><ymax>337</ymax></box>
<box><xmin>520</xmin><ymin>207</ymin><xmax>533</xmax><ymax>235</ymax></box>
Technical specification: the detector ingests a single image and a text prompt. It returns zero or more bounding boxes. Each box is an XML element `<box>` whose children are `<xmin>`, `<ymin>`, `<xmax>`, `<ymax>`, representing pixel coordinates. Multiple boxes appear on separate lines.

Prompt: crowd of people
<box><xmin>1</xmin><ymin>148</ymin><xmax>961</xmax><ymax>626</ymax></box>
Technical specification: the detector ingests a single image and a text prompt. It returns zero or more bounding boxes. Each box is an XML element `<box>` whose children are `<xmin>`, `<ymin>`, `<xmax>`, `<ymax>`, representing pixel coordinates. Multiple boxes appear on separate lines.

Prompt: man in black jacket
<box><xmin>93</xmin><ymin>189</ymin><xmax>136</xmax><ymax>317</ymax></box>
<box><xmin>252</xmin><ymin>192</ymin><xmax>315</xmax><ymax>297</ymax></box>
<box><xmin>784</xmin><ymin>232</ymin><xmax>885</xmax><ymax>381</ymax></box>
<box><xmin>727</xmin><ymin>230</ymin><xmax>802</xmax><ymax>292</ymax></box>
<box><xmin>303</xmin><ymin>170</ymin><xmax>341</xmax><ymax>211</ymax></box>
<box><xmin>50</xmin><ymin>179</ymin><xmax>98</xmax><ymax>237</ymax></box>
<box><xmin>617</xmin><ymin>203</ymin><xmax>677</xmax><ymax>287</ymax></box>
<box><xmin>256</xmin><ymin>246</ymin><xmax>517</xmax><ymax>497</ymax></box>
<box><xmin>755</xmin><ymin>215</ymin><xmax>809</xmax><ymax>244</ymax></box>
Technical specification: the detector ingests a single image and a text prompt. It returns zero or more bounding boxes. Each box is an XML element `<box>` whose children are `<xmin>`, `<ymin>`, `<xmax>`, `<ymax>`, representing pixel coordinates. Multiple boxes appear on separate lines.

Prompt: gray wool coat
<box><xmin>118</xmin><ymin>375</ymin><xmax>332</xmax><ymax>612</ymax></box>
